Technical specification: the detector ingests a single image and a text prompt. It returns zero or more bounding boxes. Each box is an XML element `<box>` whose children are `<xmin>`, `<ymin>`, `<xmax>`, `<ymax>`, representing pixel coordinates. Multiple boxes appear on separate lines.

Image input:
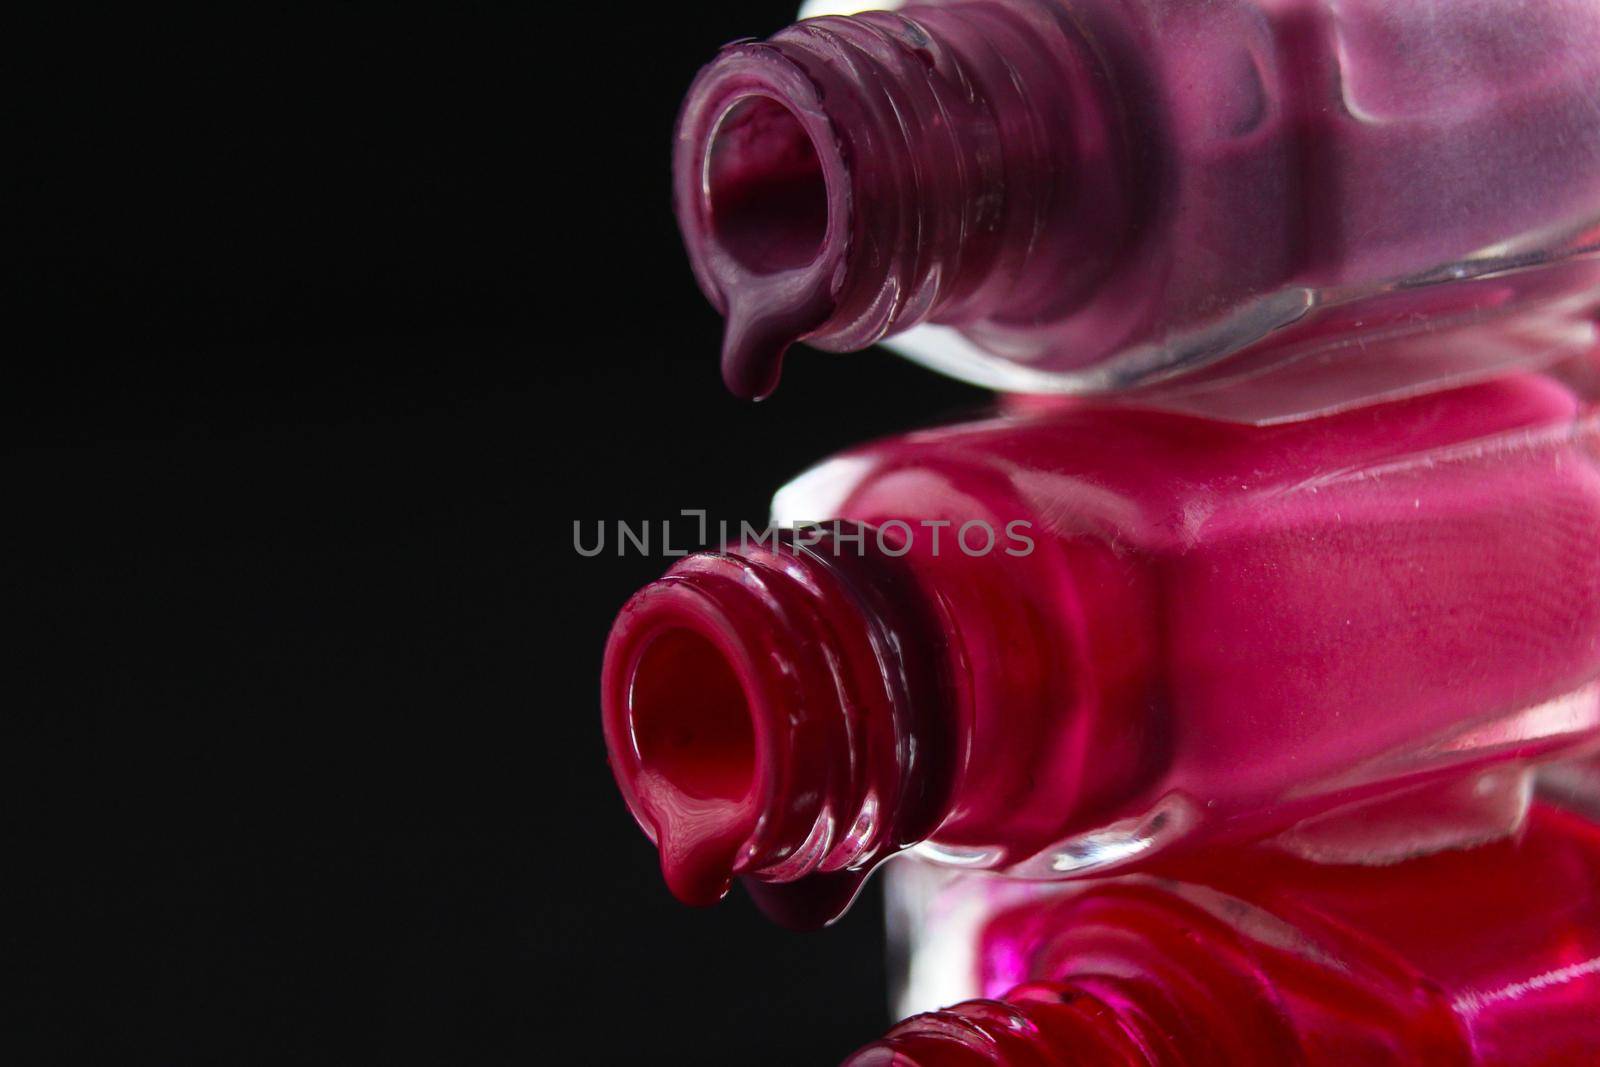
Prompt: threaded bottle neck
<box><xmin>855</xmin><ymin>879</ymin><xmax>1331</xmax><ymax>1065</ymax></box>
<box><xmin>600</xmin><ymin>525</ymin><xmax>957</xmax><ymax>927</ymax></box>
<box><xmin>674</xmin><ymin>1</ymin><xmax>1132</xmax><ymax>399</ymax></box>
<box><xmin>845</xmin><ymin>980</ymin><xmax>1170</xmax><ymax>1066</ymax></box>
<box><xmin>847</xmin><ymin>974</ymin><xmax>1302</xmax><ymax>1066</ymax></box>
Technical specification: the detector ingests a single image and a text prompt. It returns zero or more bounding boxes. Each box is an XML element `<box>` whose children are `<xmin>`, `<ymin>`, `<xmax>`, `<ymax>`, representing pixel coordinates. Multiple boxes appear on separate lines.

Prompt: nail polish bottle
<box><xmin>676</xmin><ymin>0</ymin><xmax>1600</xmax><ymax>404</ymax></box>
<box><xmin>850</xmin><ymin>799</ymin><xmax>1600</xmax><ymax>1065</ymax></box>
<box><xmin>601</xmin><ymin>353</ymin><xmax>1600</xmax><ymax>927</ymax></box>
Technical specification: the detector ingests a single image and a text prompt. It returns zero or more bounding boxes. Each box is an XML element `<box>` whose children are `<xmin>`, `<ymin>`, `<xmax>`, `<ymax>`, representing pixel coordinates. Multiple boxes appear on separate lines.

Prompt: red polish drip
<box><xmin>602</xmin><ymin>352</ymin><xmax>1600</xmax><ymax>926</ymax></box>
<box><xmin>621</xmin><ymin>624</ymin><xmax>762</xmax><ymax>906</ymax></box>
<box><xmin>855</xmin><ymin>800</ymin><xmax>1600</xmax><ymax>1065</ymax></box>
<box><xmin>673</xmin><ymin>0</ymin><xmax>1600</xmax><ymax>399</ymax></box>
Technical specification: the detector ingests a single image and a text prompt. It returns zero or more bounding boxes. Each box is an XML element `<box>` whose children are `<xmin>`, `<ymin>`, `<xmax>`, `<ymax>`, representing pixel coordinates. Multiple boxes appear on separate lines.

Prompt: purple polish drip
<box><xmin>718</xmin><ymin>283</ymin><xmax>833</xmax><ymax>402</ymax></box>
<box><xmin>701</xmin><ymin>94</ymin><xmax>837</xmax><ymax>398</ymax></box>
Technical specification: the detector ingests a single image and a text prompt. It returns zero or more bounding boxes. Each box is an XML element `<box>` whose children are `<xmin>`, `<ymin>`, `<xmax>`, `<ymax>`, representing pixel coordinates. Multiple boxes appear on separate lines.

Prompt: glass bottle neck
<box><xmin>846</xmin><ymin>974</ymin><xmax>1291</xmax><ymax>1066</ymax></box>
<box><xmin>600</xmin><ymin>525</ymin><xmax>958</xmax><ymax>927</ymax></box>
<box><xmin>673</xmin><ymin>2</ymin><xmax>1134</xmax><ymax>398</ymax></box>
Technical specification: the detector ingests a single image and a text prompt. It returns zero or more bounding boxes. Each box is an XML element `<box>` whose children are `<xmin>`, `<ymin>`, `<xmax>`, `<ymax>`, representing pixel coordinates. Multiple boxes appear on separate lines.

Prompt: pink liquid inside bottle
<box><xmin>849</xmin><ymin>800</ymin><xmax>1600</xmax><ymax>1065</ymax></box>
<box><xmin>601</xmin><ymin>352</ymin><xmax>1600</xmax><ymax>927</ymax></box>
<box><xmin>675</xmin><ymin>0</ymin><xmax>1600</xmax><ymax>407</ymax></box>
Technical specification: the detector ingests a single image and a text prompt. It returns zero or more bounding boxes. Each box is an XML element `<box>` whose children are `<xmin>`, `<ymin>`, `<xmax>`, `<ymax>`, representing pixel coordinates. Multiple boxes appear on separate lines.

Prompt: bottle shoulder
<box><xmin>775</xmin><ymin>370</ymin><xmax>1598</xmax><ymax>537</ymax></box>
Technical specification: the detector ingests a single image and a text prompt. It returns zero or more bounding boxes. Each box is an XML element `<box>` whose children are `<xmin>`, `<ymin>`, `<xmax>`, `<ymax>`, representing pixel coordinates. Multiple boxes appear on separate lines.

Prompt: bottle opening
<box><xmin>706</xmin><ymin>95</ymin><xmax>829</xmax><ymax>274</ymax></box>
<box><xmin>603</xmin><ymin>539</ymin><xmax>958</xmax><ymax>920</ymax></box>
<box><xmin>628</xmin><ymin>626</ymin><xmax>757</xmax><ymax>803</ymax></box>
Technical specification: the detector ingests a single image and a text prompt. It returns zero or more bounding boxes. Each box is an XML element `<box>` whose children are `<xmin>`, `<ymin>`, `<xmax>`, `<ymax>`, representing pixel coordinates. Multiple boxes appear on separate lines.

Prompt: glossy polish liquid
<box><xmin>675</xmin><ymin>0</ymin><xmax>1600</xmax><ymax>400</ymax></box>
<box><xmin>601</xmin><ymin>357</ymin><xmax>1600</xmax><ymax>927</ymax></box>
<box><xmin>849</xmin><ymin>801</ymin><xmax>1600</xmax><ymax>1065</ymax></box>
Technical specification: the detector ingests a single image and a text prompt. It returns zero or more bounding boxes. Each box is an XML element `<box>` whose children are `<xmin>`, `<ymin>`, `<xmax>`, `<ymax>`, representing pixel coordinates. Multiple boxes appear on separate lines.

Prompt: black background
<box><xmin>13</xmin><ymin>5</ymin><xmax>988</xmax><ymax>1065</ymax></box>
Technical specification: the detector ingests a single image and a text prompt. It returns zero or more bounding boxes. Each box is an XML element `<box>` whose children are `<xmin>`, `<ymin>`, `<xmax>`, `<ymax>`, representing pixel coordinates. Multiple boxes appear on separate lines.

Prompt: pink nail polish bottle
<box><xmin>676</xmin><ymin>0</ymin><xmax>1600</xmax><ymax>405</ymax></box>
<box><xmin>602</xmin><ymin>352</ymin><xmax>1600</xmax><ymax>928</ymax></box>
<box><xmin>850</xmin><ymin>799</ymin><xmax>1600</xmax><ymax>1065</ymax></box>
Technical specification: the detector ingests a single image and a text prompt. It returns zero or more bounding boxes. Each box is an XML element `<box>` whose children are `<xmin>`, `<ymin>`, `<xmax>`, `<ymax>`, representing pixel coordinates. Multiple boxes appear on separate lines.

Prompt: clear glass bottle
<box><xmin>854</xmin><ymin>799</ymin><xmax>1600</xmax><ymax>1065</ymax></box>
<box><xmin>600</xmin><ymin>352</ymin><xmax>1600</xmax><ymax>926</ymax></box>
<box><xmin>676</xmin><ymin>0</ymin><xmax>1600</xmax><ymax>412</ymax></box>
